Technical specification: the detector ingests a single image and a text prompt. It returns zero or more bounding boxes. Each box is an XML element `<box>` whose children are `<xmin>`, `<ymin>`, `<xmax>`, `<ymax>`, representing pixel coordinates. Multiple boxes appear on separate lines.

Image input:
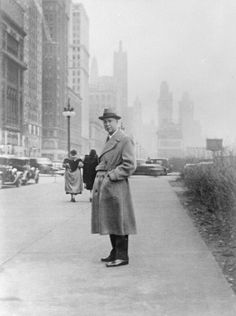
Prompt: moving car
<box><xmin>0</xmin><ymin>155</ymin><xmax>23</xmax><ymax>188</ymax></box>
<box><xmin>52</xmin><ymin>161</ymin><xmax>65</xmax><ymax>176</ymax></box>
<box><xmin>133</xmin><ymin>162</ymin><xmax>164</xmax><ymax>177</ymax></box>
<box><xmin>29</xmin><ymin>157</ymin><xmax>53</xmax><ymax>174</ymax></box>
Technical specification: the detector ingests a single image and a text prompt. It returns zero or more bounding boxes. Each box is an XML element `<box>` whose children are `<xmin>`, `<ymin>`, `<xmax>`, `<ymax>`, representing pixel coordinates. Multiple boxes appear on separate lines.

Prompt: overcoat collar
<box><xmin>99</xmin><ymin>129</ymin><xmax>123</xmax><ymax>158</ymax></box>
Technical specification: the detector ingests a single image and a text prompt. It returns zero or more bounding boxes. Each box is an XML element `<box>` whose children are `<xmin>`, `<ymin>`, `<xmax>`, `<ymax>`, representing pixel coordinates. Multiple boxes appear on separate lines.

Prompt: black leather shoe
<box><xmin>106</xmin><ymin>259</ymin><xmax>129</xmax><ymax>267</ymax></box>
<box><xmin>101</xmin><ymin>255</ymin><xmax>115</xmax><ymax>262</ymax></box>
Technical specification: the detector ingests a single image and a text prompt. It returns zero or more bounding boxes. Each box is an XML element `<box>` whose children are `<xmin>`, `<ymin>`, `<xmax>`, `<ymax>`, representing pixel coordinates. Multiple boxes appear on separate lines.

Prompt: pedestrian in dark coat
<box><xmin>91</xmin><ymin>108</ymin><xmax>137</xmax><ymax>267</ymax></box>
<box><xmin>83</xmin><ymin>149</ymin><xmax>99</xmax><ymax>201</ymax></box>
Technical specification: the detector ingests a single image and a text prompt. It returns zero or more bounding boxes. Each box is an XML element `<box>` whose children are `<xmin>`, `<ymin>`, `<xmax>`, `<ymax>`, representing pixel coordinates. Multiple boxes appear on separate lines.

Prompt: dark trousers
<box><xmin>109</xmin><ymin>234</ymin><xmax>129</xmax><ymax>261</ymax></box>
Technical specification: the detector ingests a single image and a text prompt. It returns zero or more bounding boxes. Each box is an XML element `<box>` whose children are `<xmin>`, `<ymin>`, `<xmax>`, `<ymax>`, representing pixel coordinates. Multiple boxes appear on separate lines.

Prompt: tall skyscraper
<box><xmin>157</xmin><ymin>82</ymin><xmax>183</xmax><ymax>158</ymax></box>
<box><xmin>113</xmin><ymin>41</ymin><xmax>128</xmax><ymax>126</ymax></box>
<box><xmin>68</xmin><ymin>3</ymin><xmax>89</xmax><ymax>154</ymax></box>
<box><xmin>179</xmin><ymin>92</ymin><xmax>203</xmax><ymax>148</ymax></box>
<box><xmin>21</xmin><ymin>0</ymin><xmax>43</xmax><ymax>157</ymax></box>
<box><xmin>179</xmin><ymin>92</ymin><xmax>194</xmax><ymax>125</ymax></box>
<box><xmin>89</xmin><ymin>58</ymin><xmax>115</xmax><ymax>152</ymax></box>
<box><xmin>157</xmin><ymin>81</ymin><xmax>173</xmax><ymax>128</ymax></box>
<box><xmin>0</xmin><ymin>0</ymin><xmax>27</xmax><ymax>155</ymax></box>
<box><xmin>41</xmin><ymin>0</ymin><xmax>70</xmax><ymax>160</ymax></box>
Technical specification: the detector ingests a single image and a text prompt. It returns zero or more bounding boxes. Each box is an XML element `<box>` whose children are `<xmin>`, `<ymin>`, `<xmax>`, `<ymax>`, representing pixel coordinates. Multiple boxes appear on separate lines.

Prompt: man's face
<box><xmin>103</xmin><ymin>118</ymin><xmax>118</xmax><ymax>135</ymax></box>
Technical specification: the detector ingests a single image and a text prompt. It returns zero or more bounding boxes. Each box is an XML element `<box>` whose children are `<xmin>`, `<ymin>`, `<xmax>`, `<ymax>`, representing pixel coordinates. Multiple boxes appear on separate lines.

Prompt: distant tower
<box><xmin>113</xmin><ymin>41</ymin><xmax>128</xmax><ymax>124</ymax></box>
<box><xmin>158</xmin><ymin>81</ymin><xmax>173</xmax><ymax>128</ymax></box>
<box><xmin>179</xmin><ymin>92</ymin><xmax>194</xmax><ymax>126</ymax></box>
<box><xmin>157</xmin><ymin>82</ymin><xmax>183</xmax><ymax>158</ymax></box>
<box><xmin>179</xmin><ymin>92</ymin><xmax>203</xmax><ymax>148</ymax></box>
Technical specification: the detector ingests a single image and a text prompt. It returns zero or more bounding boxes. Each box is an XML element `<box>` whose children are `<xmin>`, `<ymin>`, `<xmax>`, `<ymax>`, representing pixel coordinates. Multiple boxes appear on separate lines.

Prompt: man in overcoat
<box><xmin>91</xmin><ymin>108</ymin><xmax>137</xmax><ymax>267</ymax></box>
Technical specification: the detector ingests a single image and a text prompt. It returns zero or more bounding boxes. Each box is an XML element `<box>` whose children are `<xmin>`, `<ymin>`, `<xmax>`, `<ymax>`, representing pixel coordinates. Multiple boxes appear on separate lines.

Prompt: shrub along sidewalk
<box><xmin>170</xmin><ymin>161</ymin><xmax>236</xmax><ymax>293</ymax></box>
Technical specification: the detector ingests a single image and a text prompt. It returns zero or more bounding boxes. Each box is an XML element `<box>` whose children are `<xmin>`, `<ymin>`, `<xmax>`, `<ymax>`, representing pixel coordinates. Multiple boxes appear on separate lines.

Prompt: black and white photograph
<box><xmin>1</xmin><ymin>0</ymin><xmax>236</xmax><ymax>315</ymax></box>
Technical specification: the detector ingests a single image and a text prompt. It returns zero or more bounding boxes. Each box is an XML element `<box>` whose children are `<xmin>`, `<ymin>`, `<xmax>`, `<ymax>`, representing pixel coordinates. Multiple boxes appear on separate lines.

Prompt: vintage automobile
<box><xmin>133</xmin><ymin>162</ymin><xmax>165</xmax><ymax>177</ymax></box>
<box><xmin>9</xmin><ymin>157</ymin><xmax>40</xmax><ymax>185</ymax></box>
<box><xmin>0</xmin><ymin>155</ymin><xmax>23</xmax><ymax>188</ymax></box>
<box><xmin>29</xmin><ymin>157</ymin><xmax>53</xmax><ymax>174</ymax></box>
<box><xmin>146</xmin><ymin>158</ymin><xmax>170</xmax><ymax>175</ymax></box>
<box><xmin>52</xmin><ymin>161</ymin><xmax>65</xmax><ymax>176</ymax></box>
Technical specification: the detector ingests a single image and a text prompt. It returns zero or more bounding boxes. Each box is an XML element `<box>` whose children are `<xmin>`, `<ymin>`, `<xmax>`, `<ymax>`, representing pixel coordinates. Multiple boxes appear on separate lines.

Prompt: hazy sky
<box><xmin>76</xmin><ymin>0</ymin><xmax>236</xmax><ymax>144</ymax></box>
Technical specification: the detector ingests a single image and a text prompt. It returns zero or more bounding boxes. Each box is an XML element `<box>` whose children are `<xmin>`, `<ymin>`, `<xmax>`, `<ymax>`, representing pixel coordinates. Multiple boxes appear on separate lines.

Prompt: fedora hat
<box><xmin>99</xmin><ymin>108</ymin><xmax>121</xmax><ymax>120</ymax></box>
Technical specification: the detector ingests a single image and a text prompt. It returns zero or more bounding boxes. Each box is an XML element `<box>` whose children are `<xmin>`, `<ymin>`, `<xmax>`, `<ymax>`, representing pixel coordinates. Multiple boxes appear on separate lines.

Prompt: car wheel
<box><xmin>0</xmin><ymin>179</ymin><xmax>3</xmax><ymax>189</ymax></box>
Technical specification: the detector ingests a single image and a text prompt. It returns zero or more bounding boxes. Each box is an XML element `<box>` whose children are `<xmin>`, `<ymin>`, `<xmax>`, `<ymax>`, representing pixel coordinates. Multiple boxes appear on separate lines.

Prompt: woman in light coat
<box><xmin>91</xmin><ymin>108</ymin><xmax>137</xmax><ymax>267</ymax></box>
<box><xmin>63</xmin><ymin>149</ymin><xmax>83</xmax><ymax>202</ymax></box>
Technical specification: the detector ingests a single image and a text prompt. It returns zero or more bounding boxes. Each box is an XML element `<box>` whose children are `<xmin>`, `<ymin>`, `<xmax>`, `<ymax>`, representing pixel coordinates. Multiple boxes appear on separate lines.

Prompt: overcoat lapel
<box><xmin>99</xmin><ymin>130</ymin><xmax>122</xmax><ymax>158</ymax></box>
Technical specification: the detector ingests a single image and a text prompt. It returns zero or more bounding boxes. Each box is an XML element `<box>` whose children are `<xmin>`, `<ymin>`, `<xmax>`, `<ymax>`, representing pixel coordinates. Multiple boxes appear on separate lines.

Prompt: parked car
<box><xmin>29</xmin><ymin>157</ymin><xmax>53</xmax><ymax>174</ymax></box>
<box><xmin>146</xmin><ymin>158</ymin><xmax>170</xmax><ymax>175</ymax></box>
<box><xmin>9</xmin><ymin>157</ymin><xmax>39</xmax><ymax>184</ymax></box>
<box><xmin>0</xmin><ymin>155</ymin><xmax>23</xmax><ymax>188</ymax></box>
<box><xmin>133</xmin><ymin>162</ymin><xmax>164</xmax><ymax>177</ymax></box>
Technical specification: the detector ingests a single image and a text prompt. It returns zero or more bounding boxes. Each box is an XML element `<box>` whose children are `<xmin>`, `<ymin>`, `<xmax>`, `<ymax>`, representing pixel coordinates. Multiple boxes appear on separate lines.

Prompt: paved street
<box><xmin>0</xmin><ymin>175</ymin><xmax>236</xmax><ymax>315</ymax></box>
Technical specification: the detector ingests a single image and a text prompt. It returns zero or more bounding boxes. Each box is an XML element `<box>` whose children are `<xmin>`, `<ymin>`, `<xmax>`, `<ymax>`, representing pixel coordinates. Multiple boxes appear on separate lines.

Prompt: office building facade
<box><xmin>41</xmin><ymin>0</ymin><xmax>69</xmax><ymax>160</ymax></box>
<box><xmin>157</xmin><ymin>82</ymin><xmax>183</xmax><ymax>158</ymax></box>
<box><xmin>68</xmin><ymin>3</ymin><xmax>89</xmax><ymax>154</ymax></box>
<box><xmin>21</xmin><ymin>0</ymin><xmax>43</xmax><ymax>157</ymax></box>
<box><xmin>0</xmin><ymin>0</ymin><xmax>26</xmax><ymax>155</ymax></box>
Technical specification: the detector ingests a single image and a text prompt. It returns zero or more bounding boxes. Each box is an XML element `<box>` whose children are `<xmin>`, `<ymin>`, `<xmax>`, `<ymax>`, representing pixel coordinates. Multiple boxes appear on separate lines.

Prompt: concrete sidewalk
<box><xmin>0</xmin><ymin>175</ymin><xmax>236</xmax><ymax>315</ymax></box>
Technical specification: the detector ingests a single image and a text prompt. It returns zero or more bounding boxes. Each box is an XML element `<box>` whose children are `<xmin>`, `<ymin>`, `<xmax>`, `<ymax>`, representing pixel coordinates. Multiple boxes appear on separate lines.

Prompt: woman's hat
<box><xmin>99</xmin><ymin>108</ymin><xmax>121</xmax><ymax>120</ymax></box>
<box><xmin>70</xmin><ymin>149</ymin><xmax>77</xmax><ymax>157</ymax></box>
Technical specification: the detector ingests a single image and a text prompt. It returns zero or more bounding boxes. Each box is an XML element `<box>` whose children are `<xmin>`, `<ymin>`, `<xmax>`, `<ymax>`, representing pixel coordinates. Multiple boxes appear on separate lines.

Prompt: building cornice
<box><xmin>1</xmin><ymin>11</ymin><xmax>26</xmax><ymax>37</ymax></box>
<box><xmin>2</xmin><ymin>49</ymin><xmax>27</xmax><ymax>70</ymax></box>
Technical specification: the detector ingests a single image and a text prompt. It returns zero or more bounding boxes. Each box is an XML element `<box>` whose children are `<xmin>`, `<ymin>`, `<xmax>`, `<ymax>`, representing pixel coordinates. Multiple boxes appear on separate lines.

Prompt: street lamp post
<box><xmin>62</xmin><ymin>98</ymin><xmax>75</xmax><ymax>156</ymax></box>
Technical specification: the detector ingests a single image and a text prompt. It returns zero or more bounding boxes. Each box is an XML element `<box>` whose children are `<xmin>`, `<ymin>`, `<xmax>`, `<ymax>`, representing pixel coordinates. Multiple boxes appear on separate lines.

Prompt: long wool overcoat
<box><xmin>91</xmin><ymin>129</ymin><xmax>137</xmax><ymax>235</ymax></box>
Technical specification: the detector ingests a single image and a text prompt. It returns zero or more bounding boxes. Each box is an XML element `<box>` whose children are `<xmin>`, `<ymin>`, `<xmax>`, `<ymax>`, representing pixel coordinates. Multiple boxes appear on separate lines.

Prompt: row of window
<box><xmin>2</xmin><ymin>26</ymin><xmax>24</xmax><ymax>62</ymax></box>
<box><xmin>72</xmin><ymin>70</ymin><xmax>80</xmax><ymax>76</ymax></box>
<box><xmin>72</xmin><ymin>55</ymin><xmax>80</xmax><ymax>60</ymax></box>
<box><xmin>73</xmin><ymin>34</ymin><xmax>80</xmax><ymax>39</ymax></box>
<box><xmin>28</xmin><ymin>124</ymin><xmax>40</xmax><ymax>136</ymax></box>
<box><xmin>72</xmin><ymin>78</ymin><xmax>80</xmax><ymax>83</ymax></box>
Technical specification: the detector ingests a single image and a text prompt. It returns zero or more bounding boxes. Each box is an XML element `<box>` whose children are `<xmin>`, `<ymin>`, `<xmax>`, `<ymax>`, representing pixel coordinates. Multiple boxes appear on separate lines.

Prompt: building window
<box><xmin>8</xmin><ymin>62</ymin><xmax>18</xmax><ymax>85</ymax></box>
<box><xmin>7</xmin><ymin>34</ymin><xmax>18</xmax><ymax>57</ymax></box>
<box><xmin>19</xmin><ymin>39</ymin><xmax>24</xmax><ymax>60</ymax></box>
<box><xmin>6</xmin><ymin>87</ymin><xmax>18</xmax><ymax>126</ymax></box>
